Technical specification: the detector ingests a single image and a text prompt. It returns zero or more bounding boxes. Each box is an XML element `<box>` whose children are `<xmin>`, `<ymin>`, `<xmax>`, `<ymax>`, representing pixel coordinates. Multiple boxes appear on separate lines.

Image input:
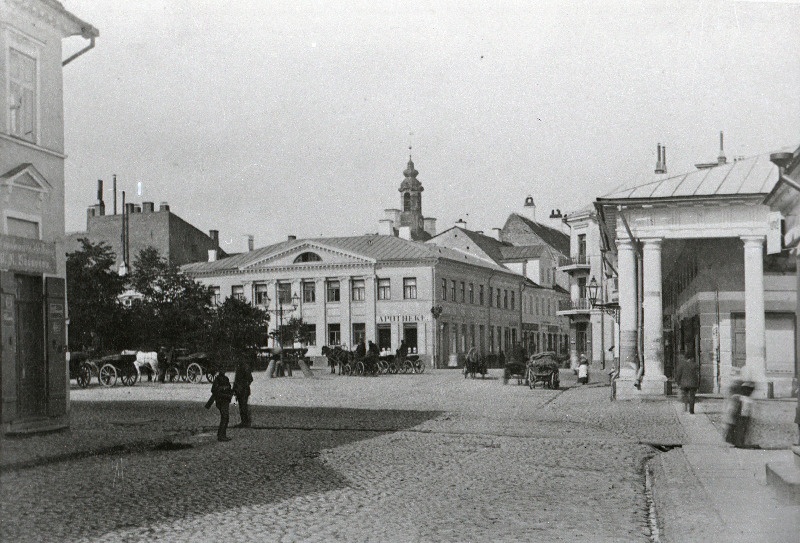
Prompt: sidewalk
<box><xmin>651</xmin><ymin>397</ymin><xmax>800</xmax><ymax>543</ymax></box>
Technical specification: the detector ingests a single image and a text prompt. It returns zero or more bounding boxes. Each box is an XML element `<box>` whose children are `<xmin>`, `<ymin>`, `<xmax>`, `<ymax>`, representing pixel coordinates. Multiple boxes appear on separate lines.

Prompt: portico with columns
<box><xmin>597</xmin><ymin>151</ymin><xmax>796</xmax><ymax>398</ymax></box>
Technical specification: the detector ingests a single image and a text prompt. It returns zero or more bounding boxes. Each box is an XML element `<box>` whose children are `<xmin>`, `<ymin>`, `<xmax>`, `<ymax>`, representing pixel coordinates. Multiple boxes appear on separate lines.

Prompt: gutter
<box><xmin>63</xmin><ymin>34</ymin><xmax>96</xmax><ymax>66</ymax></box>
<box><xmin>778</xmin><ymin>173</ymin><xmax>800</xmax><ymax>194</ymax></box>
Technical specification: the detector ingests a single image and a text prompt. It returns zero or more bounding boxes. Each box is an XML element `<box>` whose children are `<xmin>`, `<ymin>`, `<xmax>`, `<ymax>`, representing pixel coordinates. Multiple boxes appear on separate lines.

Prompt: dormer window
<box><xmin>294</xmin><ymin>252</ymin><xmax>321</xmax><ymax>263</ymax></box>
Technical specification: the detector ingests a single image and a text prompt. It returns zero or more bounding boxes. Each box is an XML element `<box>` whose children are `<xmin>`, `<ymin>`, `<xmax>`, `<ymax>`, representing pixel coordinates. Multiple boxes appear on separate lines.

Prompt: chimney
<box><xmin>490</xmin><ymin>227</ymin><xmax>502</xmax><ymax>241</ymax></box>
<box><xmin>96</xmin><ymin>179</ymin><xmax>105</xmax><ymax>216</ymax></box>
<box><xmin>385</xmin><ymin>208</ymin><xmax>401</xmax><ymax>225</ymax></box>
<box><xmin>378</xmin><ymin>219</ymin><xmax>395</xmax><ymax>236</ymax></box>
<box><xmin>662</xmin><ymin>146</ymin><xmax>667</xmax><ymax>173</ymax></box>
<box><xmin>523</xmin><ymin>195</ymin><xmax>536</xmax><ymax>223</ymax></box>
<box><xmin>159</xmin><ymin>202</ymin><xmax>170</xmax><ymax>212</ymax></box>
<box><xmin>287</xmin><ymin>235</ymin><xmax>297</xmax><ymax>242</ymax></box>
<box><xmin>246</xmin><ymin>235</ymin><xmax>254</xmax><ymax>252</ymax></box>
<box><xmin>142</xmin><ymin>201</ymin><xmax>154</xmax><ymax>213</ymax></box>
<box><xmin>718</xmin><ymin>131</ymin><xmax>727</xmax><ymax>165</ymax></box>
<box><xmin>455</xmin><ymin>218</ymin><xmax>467</xmax><ymax>230</ymax></box>
<box><xmin>133</xmin><ymin>205</ymin><xmax>142</xmax><ymax>213</ymax></box>
<box><xmin>423</xmin><ymin>217</ymin><xmax>437</xmax><ymax>237</ymax></box>
<box><xmin>208</xmin><ymin>249</ymin><xmax>217</xmax><ymax>262</ymax></box>
<box><xmin>125</xmin><ymin>202</ymin><xmax>135</xmax><ymax>215</ymax></box>
<box><xmin>655</xmin><ymin>144</ymin><xmax>665</xmax><ymax>174</ymax></box>
<box><xmin>86</xmin><ymin>206</ymin><xmax>96</xmax><ymax>226</ymax></box>
<box><xmin>399</xmin><ymin>226</ymin><xmax>412</xmax><ymax>240</ymax></box>
<box><xmin>112</xmin><ymin>174</ymin><xmax>117</xmax><ymax>215</ymax></box>
<box><xmin>209</xmin><ymin>229</ymin><xmax>219</xmax><ymax>248</ymax></box>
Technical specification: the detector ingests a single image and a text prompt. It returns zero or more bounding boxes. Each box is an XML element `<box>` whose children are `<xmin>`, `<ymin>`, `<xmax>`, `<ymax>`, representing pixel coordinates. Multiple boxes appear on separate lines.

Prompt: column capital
<box><xmin>741</xmin><ymin>235</ymin><xmax>765</xmax><ymax>248</ymax></box>
<box><xmin>616</xmin><ymin>238</ymin><xmax>635</xmax><ymax>250</ymax></box>
<box><xmin>641</xmin><ymin>237</ymin><xmax>663</xmax><ymax>248</ymax></box>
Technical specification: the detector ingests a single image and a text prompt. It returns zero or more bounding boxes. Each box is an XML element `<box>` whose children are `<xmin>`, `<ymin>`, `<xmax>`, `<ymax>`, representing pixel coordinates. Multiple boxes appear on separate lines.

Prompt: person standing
<box><xmin>577</xmin><ymin>354</ymin><xmax>589</xmax><ymax>385</ymax></box>
<box><xmin>206</xmin><ymin>371</ymin><xmax>234</xmax><ymax>441</ymax></box>
<box><xmin>233</xmin><ymin>357</ymin><xmax>253</xmax><ymax>428</ymax></box>
<box><xmin>675</xmin><ymin>352</ymin><xmax>700</xmax><ymax>414</ymax></box>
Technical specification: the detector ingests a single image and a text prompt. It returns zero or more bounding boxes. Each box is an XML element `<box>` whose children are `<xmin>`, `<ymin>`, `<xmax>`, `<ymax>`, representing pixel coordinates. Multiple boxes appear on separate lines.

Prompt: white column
<box><xmin>617</xmin><ymin>238</ymin><xmax>638</xmax><ymax>377</ymax></box>
<box><xmin>742</xmin><ymin>236</ymin><xmax>767</xmax><ymax>382</ymax></box>
<box><xmin>641</xmin><ymin>238</ymin><xmax>667</xmax><ymax>393</ymax></box>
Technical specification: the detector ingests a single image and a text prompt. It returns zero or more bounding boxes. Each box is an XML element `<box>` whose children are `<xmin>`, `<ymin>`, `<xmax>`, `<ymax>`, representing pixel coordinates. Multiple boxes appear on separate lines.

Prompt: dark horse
<box><xmin>463</xmin><ymin>347</ymin><xmax>487</xmax><ymax>379</ymax></box>
<box><xmin>321</xmin><ymin>346</ymin><xmax>352</xmax><ymax>375</ymax></box>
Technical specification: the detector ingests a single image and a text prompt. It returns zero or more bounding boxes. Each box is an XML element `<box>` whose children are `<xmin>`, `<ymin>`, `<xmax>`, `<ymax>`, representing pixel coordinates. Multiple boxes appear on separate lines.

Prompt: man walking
<box><xmin>675</xmin><ymin>352</ymin><xmax>700</xmax><ymax>414</ymax></box>
<box><xmin>207</xmin><ymin>371</ymin><xmax>234</xmax><ymax>441</ymax></box>
<box><xmin>233</xmin><ymin>356</ymin><xmax>253</xmax><ymax>428</ymax></box>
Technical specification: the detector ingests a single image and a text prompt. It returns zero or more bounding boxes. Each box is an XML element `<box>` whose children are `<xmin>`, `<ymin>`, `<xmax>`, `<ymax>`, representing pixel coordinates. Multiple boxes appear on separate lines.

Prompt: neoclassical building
<box><xmin>596</xmin><ymin>143</ymin><xmax>797</xmax><ymax>398</ymax></box>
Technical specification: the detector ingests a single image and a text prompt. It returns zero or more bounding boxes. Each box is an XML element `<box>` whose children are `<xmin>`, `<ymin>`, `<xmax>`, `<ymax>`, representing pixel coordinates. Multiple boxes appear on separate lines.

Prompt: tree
<box><xmin>208</xmin><ymin>297</ymin><xmax>269</xmax><ymax>357</ymax></box>
<box><xmin>273</xmin><ymin>316</ymin><xmax>310</xmax><ymax>347</ymax></box>
<box><xmin>66</xmin><ymin>238</ymin><xmax>125</xmax><ymax>351</ymax></box>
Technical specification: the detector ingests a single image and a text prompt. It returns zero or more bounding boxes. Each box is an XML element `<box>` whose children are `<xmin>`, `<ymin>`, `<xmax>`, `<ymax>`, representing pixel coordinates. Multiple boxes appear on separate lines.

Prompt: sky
<box><xmin>60</xmin><ymin>0</ymin><xmax>800</xmax><ymax>254</ymax></box>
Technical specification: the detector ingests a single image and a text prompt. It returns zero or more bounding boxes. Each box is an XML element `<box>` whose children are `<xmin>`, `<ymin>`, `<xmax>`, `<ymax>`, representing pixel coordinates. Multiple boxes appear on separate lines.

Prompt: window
<box><xmin>403</xmin><ymin>277</ymin><xmax>417</xmax><ymax>299</ymax></box>
<box><xmin>352</xmin><ymin>279</ymin><xmax>365</xmax><ymax>301</ymax></box>
<box><xmin>441</xmin><ymin>278</ymin><xmax>447</xmax><ymax>300</ymax></box>
<box><xmin>378</xmin><ymin>324</ymin><xmax>392</xmax><ymax>352</ymax></box>
<box><xmin>326</xmin><ymin>280</ymin><xmax>340</xmax><ymax>302</ymax></box>
<box><xmin>461</xmin><ymin>324</ymin><xmax>468</xmax><ymax>351</ymax></box>
<box><xmin>305</xmin><ymin>324</ymin><xmax>316</xmax><ymax>346</ymax></box>
<box><xmin>403</xmin><ymin>192</ymin><xmax>411</xmax><ymax>211</ymax></box>
<box><xmin>489</xmin><ymin>287</ymin><xmax>493</xmax><ymax>307</ymax></box>
<box><xmin>496</xmin><ymin>288</ymin><xmax>501</xmax><ymax>308</ymax></box>
<box><xmin>470</xmin><ymin>324</ymin><xmax>476</xmax><ymax>347</ymax></box>
<box><xmin>277</xmin><ymin>282</ymin><xmax>292</xmax><ymax>304</ymax></box>
<box><xmin>403</xmin><ymin>324</ymin><xmax>418</xmax><ymax>354</ymax></box>
<box><xmin>577</xmin><ymin>234</ymin><xmax>587</xmax><ymax>260</ymax></box>
<box><xmin>503</xmin><ymin>289</ymin><xmax>508</xmax><ymax>309</ymax></box>
<box><xmin>469</xmin><ymin>283</ymin><xmax>474</xmax><ymax>304</ymax></box>
<box><xmin>255</xmin><ymin>284</ymin><xmax>269</xmax><ymax>306</ymax></box>
<box><xmin>510</xmin><ymin>291</ymin><xmax>515</xmax><ymax>310</ymax></box>
<box><xmin>378</xmin><ymin>278</ymin><xmax>391</xmax><ymax>300</ymax></box>
<box><xmin>489</xmin><ymin>327</ymin><xmax>494</xmax><ymax>353</ymax></box>
<box><xmin>231</xmin><ymin>285</ymin><xmax>244</xmax><ymax>301</ymax></box>
<box><xmin>302</xmin><ymin>281</ymin><xmax>316</xmax><ymax>303</ymax></box>
<box><xmin>294</xmin><ymin>252</ymin><xmax>321</xmax><ymax>263</ymax></box>
<box><xmin>479</xmin><ymin>285</ymin><xmax>484</xmax><ymax>305</ymax></box>
<box><xmin>352</xmin><ymin>323</ymin><xmax>366</xmax><ymax>346</ymax></box>
<box><xmin>578</xmin><ymin>277</ymin><xmax>587</xmax><ymax>300</ymax></box>
<box><xmin>460</xmin><ymin>282</ymin><xmax>465</xmax><ymax>302</ymax></box>
<box><xmin>8</xmin><ymin>48</ymin><xmax>37</xmax><ymax>143</ymax></box>
<box><xmin>450</xmin><ymin>280</ymin><xmax>456</xmax><ymax>301</ymax></box>
<box><xmin>211</xmin><ymin>286</ymin><xmax>220</xmax><ymax>305</ymax></box>
<box><xmin>328</xmin><ymin>323</ymin><xmax>341</xmax><ymax>345</ymax></box>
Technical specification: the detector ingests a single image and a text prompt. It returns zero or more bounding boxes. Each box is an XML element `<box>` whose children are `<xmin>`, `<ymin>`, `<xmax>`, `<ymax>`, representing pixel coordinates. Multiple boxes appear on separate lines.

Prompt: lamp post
<box><xmin>431</xmin><ymin>305</ymin><xmax>443</xmax><ymax>369</ymax></box>
<box><xmin>587</xmin><ymin>276</ymin><xmax>619</xmax><ymax>321</ymax></box>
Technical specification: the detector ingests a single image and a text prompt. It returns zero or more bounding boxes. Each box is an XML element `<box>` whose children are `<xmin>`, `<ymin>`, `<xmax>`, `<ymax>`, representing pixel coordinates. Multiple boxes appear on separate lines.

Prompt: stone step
<box><xmin>766</xmin><ymin>446</ymin><xmax>800</xmax><ymax>504</ymax></box>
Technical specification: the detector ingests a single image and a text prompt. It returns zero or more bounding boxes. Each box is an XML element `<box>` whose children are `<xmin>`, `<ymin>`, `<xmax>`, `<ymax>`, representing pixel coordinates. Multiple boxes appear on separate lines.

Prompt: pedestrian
<box><xmin>398</xmin><ymin>340</ymin><xmax>409</xmax><ymax>360</ymax></box>
<box><xmin>355</xmin><ymin>338</ymin><xmax>366</xmax><ymax>359</ymax></box>
<box><xmin>794</xmin><ymin>381</ymin><xmax>800</xmax><ymax>446</ymax></box>
<box><xmin>156</xmin><ymin>346</ymin><xmax>167</xmax><ymax>383</ymax></box>
<box><xmin>577</xmin><ymin>355</ymin><xmax>589</xmax><ymax>385</ymax></box>
<box><xmin>233</xmin><ymin>356</ymin><xmax>253</xmax><ymax>428</ymax></box>
<box><xmin>723</xmin><ymin>379</ymin><xmax>756</xmax><ymax>448</ymax></box>
<box><xmin>206</xmin><ymin>371</ymin><xmax>234</xmax><ymax>441</ymax></box>
<box><xmin>675</xmin><ymin>352</ymin><xmax>699</xmax><ymax>414</ymax></box>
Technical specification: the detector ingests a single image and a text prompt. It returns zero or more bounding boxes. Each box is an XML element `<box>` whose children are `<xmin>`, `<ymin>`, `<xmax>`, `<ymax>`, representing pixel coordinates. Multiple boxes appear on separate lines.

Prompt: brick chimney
<box><xmin>209</xmin><ymin>229</ymin><xmax>219</xmax><ymax>248</ymax></box>
<box><xmin>142</xmin><ymin>201</ymin><xmax>155</xmax><ymax>213</ymax></box>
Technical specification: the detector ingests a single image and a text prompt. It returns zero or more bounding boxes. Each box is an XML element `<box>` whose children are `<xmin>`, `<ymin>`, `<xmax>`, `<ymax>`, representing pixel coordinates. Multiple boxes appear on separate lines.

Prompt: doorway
<box><xmin>15</xmin><ymin>274</ymin><xmax>45</xmax><ymax>418</ymax></box>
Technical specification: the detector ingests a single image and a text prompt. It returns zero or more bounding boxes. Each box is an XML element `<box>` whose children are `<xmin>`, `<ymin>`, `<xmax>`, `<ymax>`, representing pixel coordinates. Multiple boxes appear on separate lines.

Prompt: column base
<box><xmin>640</xmin><ymin>374</ymin><xmax>668</xmax><ymax>395</ymax></box>
<box><xmin>613</xmin><ymin>374</ymin><xmax>668</xmax><ymax>399</ymax></box>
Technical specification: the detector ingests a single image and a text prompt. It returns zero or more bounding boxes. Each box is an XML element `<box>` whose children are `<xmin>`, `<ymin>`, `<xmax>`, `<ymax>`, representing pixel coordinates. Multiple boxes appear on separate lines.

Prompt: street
<box><xmin>1</xmin><ymin>368</ymin><xmax>695</xmax><ymax>542</ymax></box>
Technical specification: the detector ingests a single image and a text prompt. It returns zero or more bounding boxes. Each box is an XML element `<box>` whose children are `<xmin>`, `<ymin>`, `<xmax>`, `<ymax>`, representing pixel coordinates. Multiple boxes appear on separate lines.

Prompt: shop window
<box><xmin>231</xmin><ymin>285</ymin><xmax>244</xmax><ymax>301</ymax></box>
<box><xmin>403</xmin><ymin>277</ymin><xmax>417</xmax><ymax>299</ymax></box>
<box><xmin>378</xmin><ymin>278</ymin><xmax>391</xmax><ymax>300</ymax></box>
<box><xmin>328</xmin><ymin>323</ymin><xmax>341</xmax><ymax>345</ymax></box>
<box><xmin>352</xmin><ymin>279</ymin><xmax>365</xmax><ymax>301</ymax></box>
<box><xmin>378</xmin><ymin>324</ymin><xmax>392</xmax><ymax>352</ymax></box>
<box><xmin>326</xmin><ymin>280</ymin><xmax>340</xmax><ymax>302</ymax></box>
<box><xmin>403</xmin><ymin>324</ymin><xmax>418</xmax><ymax>354</ymax></box>
<box><xmin>8</xmin><ymin>48</ymin><xmax>37</xmax><ymax>143</ymax></box>
<box><xmin>302</xmin><ymin>281</ymin><xmax>315</xmax><ymax>303</ymax></box>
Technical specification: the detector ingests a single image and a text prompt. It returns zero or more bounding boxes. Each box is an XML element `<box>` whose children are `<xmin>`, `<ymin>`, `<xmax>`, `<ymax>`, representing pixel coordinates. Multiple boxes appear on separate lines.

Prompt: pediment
<box><xmin>1</xmin><ymin>164</ymin><xmax>51</xmax><ymax>193</ymax></box>
<box><xmin>240</xmin><ymin>241</ymin><xmax>375</xmax><ymax>270</ymax></box>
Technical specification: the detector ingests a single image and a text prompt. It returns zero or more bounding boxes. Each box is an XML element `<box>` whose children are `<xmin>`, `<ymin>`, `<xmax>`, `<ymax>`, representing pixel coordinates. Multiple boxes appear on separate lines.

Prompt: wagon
<box><xmin>69</xmin><ymin>351</ymin><xmax>95</xmax><ymax>388</ymax></box>
<box><xmin>97</xmin><ymin>353</ymin><xmax>140</xmax><ymax>387</ymax></box>
<box><xmin>526</xmin><ymin>351</ymin><xmax>560</xmax><ymax>390</ymax></box>
<box><xmin>166</xmin><ymin>349</ymin><xmax>214</xmax><ymax>383</ymax></box>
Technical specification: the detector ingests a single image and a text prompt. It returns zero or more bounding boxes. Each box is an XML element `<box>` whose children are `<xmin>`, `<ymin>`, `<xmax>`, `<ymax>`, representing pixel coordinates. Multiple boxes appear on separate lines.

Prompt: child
<box><xmin>577</xmin><ymin>355</ymin><xmax>589</xmax><ymax>385</ymax></box>
<box><xmin>723</xmin><ymin>380</ymin><xmax>755</xmax><ymax>448</ymax></box>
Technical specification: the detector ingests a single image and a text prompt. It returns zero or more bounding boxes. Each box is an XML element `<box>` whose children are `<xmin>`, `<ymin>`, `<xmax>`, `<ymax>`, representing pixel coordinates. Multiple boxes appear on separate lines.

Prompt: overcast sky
<box><xmin>61</xmin><ymin>0</ymin><xmax>800</xmax><ymax>253</ymax></box>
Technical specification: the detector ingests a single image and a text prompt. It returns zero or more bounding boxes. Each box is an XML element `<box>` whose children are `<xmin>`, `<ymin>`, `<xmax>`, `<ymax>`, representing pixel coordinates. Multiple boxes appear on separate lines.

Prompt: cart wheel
<box><xmin>166</xmin><ymin>365</ymin><xmax>180</xmax><ymax>382</ymax></box>
<box><xmin>413</xmin><ymin>360</ymin><xmax>424</xmax><ymax>374</ymax></box>
<box><xmin>403</xmin><ymin>360</ymin><xmax>413</xmax><ymax>374</ymax></box>
<box><xmin>121</xmin><ymin>370</ymin><xmax>138</xmax><ymax>386</ymax></box>
<box><xmin>354</xmin><ymin>361</ymin><xmax>365</xmax><ymax>376</ymax></box>
<box><xmin>99</xmin><ymin>364</ymin><xmax>117</xmax><ymax>387</ymax></box>
<box><xmin>187</xmin><ymin>363</ymin><xmax>203</xmax><ymax>383</ymax></box>
<box><xmin>77</xmin><ymin>363</ymin><xmax>92</xmax><ymax>388</ymax></box>
<box><xmin>205</xmin><ymin>372</ymin><xmax>215</xmax><ymax>383</ymax></box>
<box><xmin>343</xmin><ymin>363</ymin><xmax>352</xmax><ymax>376</ymax></box>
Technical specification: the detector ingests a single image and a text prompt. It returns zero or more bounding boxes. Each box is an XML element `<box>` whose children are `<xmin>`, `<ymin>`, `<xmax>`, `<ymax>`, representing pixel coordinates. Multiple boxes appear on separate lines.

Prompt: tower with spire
<box><xmin>379</xmin><ymin>154</ymin><xmax>436</xmax><ymax>240</ymax></box>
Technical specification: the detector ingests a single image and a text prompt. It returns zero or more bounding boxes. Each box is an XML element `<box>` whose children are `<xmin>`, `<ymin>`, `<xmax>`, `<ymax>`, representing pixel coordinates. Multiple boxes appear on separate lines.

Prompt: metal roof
<box><xmin>599</xmin><ymin>152</ymin><xmax>782</xmax><ymax>202</ymax></box>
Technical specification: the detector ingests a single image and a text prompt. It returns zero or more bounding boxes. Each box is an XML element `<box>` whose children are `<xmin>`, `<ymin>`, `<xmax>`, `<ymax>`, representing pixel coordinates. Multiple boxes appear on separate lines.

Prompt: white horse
<box><xmin>134</xmin><ymin>351</ymin><xmax>159</xmax><ymax>382</ymax></box>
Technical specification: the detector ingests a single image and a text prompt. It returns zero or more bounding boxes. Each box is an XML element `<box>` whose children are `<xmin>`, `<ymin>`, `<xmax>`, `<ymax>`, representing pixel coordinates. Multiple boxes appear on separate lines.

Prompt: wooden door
<box><xmin>15</xmin><ymin>274</ymin><xmax>45</xmax><ymax>417</ymax></box>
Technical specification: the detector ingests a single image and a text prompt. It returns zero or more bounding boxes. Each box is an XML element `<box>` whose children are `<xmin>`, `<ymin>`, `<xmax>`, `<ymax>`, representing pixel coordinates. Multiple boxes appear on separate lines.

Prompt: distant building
<box><xmin>66</xmin><ymin>181</ymin><xmax>225</xmax><ymax>272</ymax></box>
<box><xmin>378</xmin><ymin>157</ymin><xmax>437</xmax><ymax>241</ymax></box>
<box><xmin>0</xmin><ymin>0</ymin><xmax>98</xmax><ymax>434</ymax></box>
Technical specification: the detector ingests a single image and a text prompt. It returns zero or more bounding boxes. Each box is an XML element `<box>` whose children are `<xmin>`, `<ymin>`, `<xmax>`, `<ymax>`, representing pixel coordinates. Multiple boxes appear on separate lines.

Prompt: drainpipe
<box><xmin>63</xmin><ymin>35</ymin><xmax>96</xmax><ymax>66</ymax></box>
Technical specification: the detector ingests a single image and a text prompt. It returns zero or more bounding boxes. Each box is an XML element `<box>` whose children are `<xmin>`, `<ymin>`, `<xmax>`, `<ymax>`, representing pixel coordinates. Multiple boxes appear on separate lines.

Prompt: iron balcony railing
<box><xmin>557</xmin><ymin>254</ymin><xmax>590</xmax><ymax>268</ymax></box>
<box><xmin>557</xmin><ymin>298</ymin><xmax>592</xmax><ymax>312</ymax></box>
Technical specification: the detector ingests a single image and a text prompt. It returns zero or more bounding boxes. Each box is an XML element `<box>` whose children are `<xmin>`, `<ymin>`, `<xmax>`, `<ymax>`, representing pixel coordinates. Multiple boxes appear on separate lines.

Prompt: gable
<box><xmin>1</xmin><ymin>164</ymin><xmax>51</xmax><ymax>194</ymax></box>
<box><xmin>240</xmin><ymin>241</ymin><xmax>375</xmax><ymax>269</ymax></box>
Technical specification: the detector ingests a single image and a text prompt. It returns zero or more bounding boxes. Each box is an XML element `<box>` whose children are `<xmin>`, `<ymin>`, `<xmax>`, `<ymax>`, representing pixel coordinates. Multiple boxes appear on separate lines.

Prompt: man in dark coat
<box><xmin>355</xmin><ymin>339</ymin><xmax>366</xmax><ymax>359</ymax></box>
<box><xmin>233</xmin><ymin>358</ymin><xmax>253</xmax><ymax>428</ymax></box>
<box><xmin>675</xmin><ymin>353</ymin><xmax>700</xmax><ymax>414</ymax></box>
<box><xmin>398</xmin><ymin>340</ymin><xmax>409</xmax><ymax>360</ymax></box>
<box><xmin>208</xmin><ymin>371</ymin><xmax>234</xmax><ymax>441</ymax></box>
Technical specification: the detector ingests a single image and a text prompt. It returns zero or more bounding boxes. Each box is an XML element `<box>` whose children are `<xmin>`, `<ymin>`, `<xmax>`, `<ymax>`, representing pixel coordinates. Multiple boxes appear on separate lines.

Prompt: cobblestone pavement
<box><xmin>2</xmin><ymin>369</ymin><xmax>685</xmax><ymax>542</ymax></box>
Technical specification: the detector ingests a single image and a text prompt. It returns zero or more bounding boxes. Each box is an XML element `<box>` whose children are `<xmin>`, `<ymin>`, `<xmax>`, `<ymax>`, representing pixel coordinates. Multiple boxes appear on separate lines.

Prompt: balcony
<box><xmin>557</xmin><ymin>254</ymin><xmax>591</xmax><ymax>273</ymax></box>
<box><xmin>557</xmin><ymin>298</ymin><xmax>592</xmax><ymax>316</ymax></box>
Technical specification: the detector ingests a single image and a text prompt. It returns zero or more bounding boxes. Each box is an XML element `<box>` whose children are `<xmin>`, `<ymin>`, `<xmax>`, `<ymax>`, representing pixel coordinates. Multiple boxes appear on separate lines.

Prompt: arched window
<box><xmin>403</xmin><ymin>192</ymin><xmax>411</xmax><ymax>211</ymax></box>
<box><xmin>294</xmin><ymin>252</ymin><xmax>321</xmax><ymax>263</ymax></box>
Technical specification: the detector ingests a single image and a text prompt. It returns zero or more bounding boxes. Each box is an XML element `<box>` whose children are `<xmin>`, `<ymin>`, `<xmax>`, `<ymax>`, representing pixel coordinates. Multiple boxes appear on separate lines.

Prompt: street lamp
<box><xmin>587</xmin><ymin>275</ymin><xmax>619</xmax><ymax>322</ymax></box>
<box><xmin>431</xmin><ymin>305</ymin><xmax>443</xmax><ymax>369</ymax></box>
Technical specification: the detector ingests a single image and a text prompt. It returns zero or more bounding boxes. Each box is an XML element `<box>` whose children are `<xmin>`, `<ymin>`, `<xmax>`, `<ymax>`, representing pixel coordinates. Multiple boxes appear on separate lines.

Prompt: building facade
<box><xmin>183</xmin><ymin>234</ymin><xmax>525</xmax><ymax>368</ymax></box>
<box><xmin>67</xmin><ymin>181</ymin><xmax>224</xmax><ymax>271</ymax></box>
<box><xmin>0</xmin><ymin>0</ymin><xmax>97</xmax><ymax>433</ymax></box>
<box><xmin>596</xmin><ymin>146</ymin><xmax>797</xmax><ymax>398</ymax></box>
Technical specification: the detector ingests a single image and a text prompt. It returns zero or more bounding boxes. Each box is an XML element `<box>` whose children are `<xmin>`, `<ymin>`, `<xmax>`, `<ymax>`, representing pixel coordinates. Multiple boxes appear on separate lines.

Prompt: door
<box><xmin>16</xmin><ymin>274</ymin><xmax>45</xmax><ymax>417</ymax></box>
<box><xmin>732</xmin><ymin>314</ymin><xmax>746</xmax><ymax>369</ymax></box>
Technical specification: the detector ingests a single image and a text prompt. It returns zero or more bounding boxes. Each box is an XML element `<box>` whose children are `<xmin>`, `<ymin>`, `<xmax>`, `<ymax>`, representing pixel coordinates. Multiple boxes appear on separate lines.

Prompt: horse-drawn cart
<box><xmin>166</xmin><ymin>349</ymin><xmax>213</xmax><ymax>383</ymax></box>
<box><xmin>97</xmin><ymin>353</ymin><xmax>139</xmax><ymax>387</ymax></box>
<box><xmin>69</xmin><ymin>351</ymin><xmax>94</xmax><ymax>388</ymax></box>
<box><xmin>526</xmin><ymin>352</ymin><xmax>560</xmax><ymax>390</ymax></box>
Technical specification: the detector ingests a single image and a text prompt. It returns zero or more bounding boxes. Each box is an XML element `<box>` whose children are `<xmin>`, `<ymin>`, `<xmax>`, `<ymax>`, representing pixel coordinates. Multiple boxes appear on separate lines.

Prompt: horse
<box><xmin>134</xmin><ymin>351</ymin><xmax>159</xmax><ymax>382</ymax></box>
<box><xmin>463</xmin><ymin>347</ymin><xmax>487</xmax><ymax>379</ymax></box>
<box><xmin>322</xmin><ymin>346</ymin><xmax>352</xmax><ymax>375</ymax></box>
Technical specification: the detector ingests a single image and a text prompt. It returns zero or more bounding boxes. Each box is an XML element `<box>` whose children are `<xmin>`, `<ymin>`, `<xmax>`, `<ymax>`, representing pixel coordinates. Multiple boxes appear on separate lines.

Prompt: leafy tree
<box><xmin>273</xmin><ymin>316</ymin><xmax>310</xmax><ymax>347</ymax></box>
<box><xmin>66</xmin><ymin>238</ymin><xmax>125</xmax><ymax>352</ymax></box>
<box><xmin>208</xmin><ymin>297</ymin><xmax>269</xmax><ymax>357</ymax></box>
